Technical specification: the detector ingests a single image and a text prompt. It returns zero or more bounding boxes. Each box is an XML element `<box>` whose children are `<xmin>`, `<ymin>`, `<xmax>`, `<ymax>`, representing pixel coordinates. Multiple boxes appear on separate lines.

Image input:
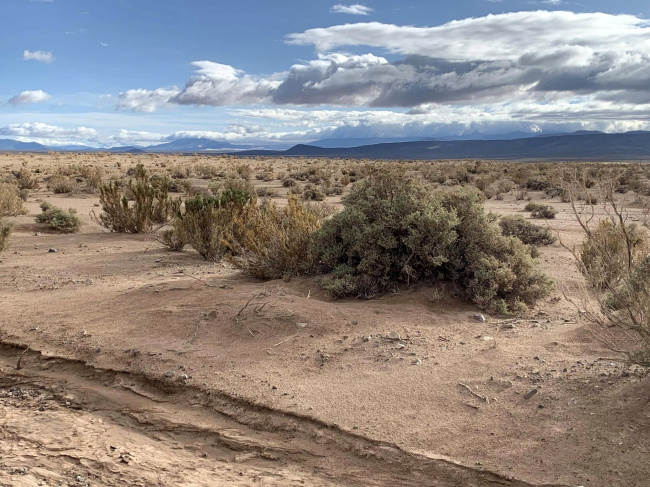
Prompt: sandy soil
<box><xmin>1</xmin><ymin>154</ymin><xmax>649</xmax><ymax>487</ymax></box>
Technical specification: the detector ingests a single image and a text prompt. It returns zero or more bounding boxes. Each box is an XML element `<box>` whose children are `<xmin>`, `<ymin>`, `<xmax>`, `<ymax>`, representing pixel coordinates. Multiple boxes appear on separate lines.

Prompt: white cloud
<box><xmin>23</xmin><ymin>50</ymin><xmax>54</xmax><ymax>63</ymax></box>
<box><xmin>100</xmin><ymin>42</ymin><xmax>108</xmax><ymax>47</ymax></box>
<box><xmin>287</xmin><ymin>11</ymin><xmax>650</xmax><ymax>60</ymax></box>
<box><xmin>330</xmin><ymin>4</ymin><xmax>373</xmax><ymax>15</ymax></box>
<box><xmin>0</xmin><ymin>123</ymin><xmax>97</xmax><ymax>142</ymax></box>
<box><xmin>116</xmin><ymin>87</ymin><xmax>180</xmax><ymax>112</ymax></box>
<box><xmin>8</xmin><ymin>90</ymin><xmax>51</xmax><ymax>105</ymax></box>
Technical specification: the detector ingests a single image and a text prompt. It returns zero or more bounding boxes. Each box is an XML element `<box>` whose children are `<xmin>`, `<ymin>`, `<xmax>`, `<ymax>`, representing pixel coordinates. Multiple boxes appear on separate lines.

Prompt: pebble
<box><xmin>387</xmin><ymin>331</ymin><xmax>401</xmax><ymax>340</ymax></box>
<box><xmin>163</xmin><ymin>371</ymin><xmax>175</xmax><ymax>378</ymax></box>
<box><xmin>177</xmin><ymin>373</ymin><xmax>189</xmax><ymax>381</ymax></box>
<box><xmin>85</xmin><ymin>277</ymin><xmax>93</xmax><ymax>285</ymax></box>
<box><xmin>362</xmin><ymin>335</ymin><xmax>371</xmax><ymax>342</ymax></box>
<box><xmin>47</xmin><ymin>248</ymin><xmax>57</xmax><ymax>253</ymax></box>
<box><xmin>473</xmin><ymin>314</ymin><xmax>486</xmax><ymax>322</ymax></box>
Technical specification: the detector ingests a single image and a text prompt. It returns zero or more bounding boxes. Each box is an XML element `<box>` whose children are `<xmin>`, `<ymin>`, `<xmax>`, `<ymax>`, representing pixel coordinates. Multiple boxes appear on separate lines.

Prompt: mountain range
<box><xmin>2</xmin><ymin>131</ymin><xmax>650</xmax><ymax>160</ymax></box>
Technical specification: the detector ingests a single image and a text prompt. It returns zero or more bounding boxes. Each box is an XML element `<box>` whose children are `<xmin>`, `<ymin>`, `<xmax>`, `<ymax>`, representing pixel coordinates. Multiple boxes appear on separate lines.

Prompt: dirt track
<box><xmin>0</xmin><ymin>344</ymin><xmax>562</xmax><ymax>487</ymax></box>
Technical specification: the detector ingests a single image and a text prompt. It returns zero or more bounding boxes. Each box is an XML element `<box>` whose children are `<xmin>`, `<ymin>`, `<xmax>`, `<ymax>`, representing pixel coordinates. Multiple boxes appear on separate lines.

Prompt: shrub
<box><xmin>94</xmin><ymin>164</ymin><xmax>174</xmax><ymax>233</ymax></box>
<box><xmin>499</xmin><ymin>215</ymin><xmax>556</xmax><ymax>246</ymax></box>
<box><xmin>13</xmin><ymin>169</ymin><xmax>39</xmax><ymax>190</ymax></box>
<box><xmin>302</xmin><ymin>185</ymin><xmax>326</xmax><ymax>201</ymax></box>
<box><xmin>579</xmin><ymin>219</ymin><xmax>647</xmax><ymax>290</ymax></box>
<box><xmin>0</xmin><ymin>183</ymin><xmax>26</xmax><ymax>217</ymax></box>
<box><xmin>157</xmin><ymin>228</ymin><xmax>187</xmax><ymax>252</ymax></box>
<box><xmin>174</xmin><ymin>190</ymin><xmax>254</xmax><ymax>261</ymax></box>
<box><xmin>47</xmin><ymin>175</ymin><xmax>76</xmax><ymax>194</ymax></box>
<box><xmin>232</xmin><ymin>196</ymin><xmax>325</xmax><ymax>279</ymax></box>
<box><xmin>313</xmin><ymin>171</ymin><xmax>554</xmax><ymax>312</ymax></box>
<box><xmin>0</xmin><ymin>219</ymin><xmax>12</xmax><ymax>252</ymax></box>
<box><xmin>530</xmin><ymin>204</ymin><xmax>557</xmax><ymax>219</ymax></box>
<box><xmin>35</xmin><ymin>203</ymin><xmax>82</xmax><ymax>233</ymax></box>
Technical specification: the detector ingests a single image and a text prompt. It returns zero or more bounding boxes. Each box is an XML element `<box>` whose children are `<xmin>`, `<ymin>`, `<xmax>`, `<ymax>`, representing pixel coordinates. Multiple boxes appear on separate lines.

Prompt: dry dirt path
<box><xmin>0</xmin><ymin>345</ymin><xmax>558</xmax><ymax>487</ymax></box>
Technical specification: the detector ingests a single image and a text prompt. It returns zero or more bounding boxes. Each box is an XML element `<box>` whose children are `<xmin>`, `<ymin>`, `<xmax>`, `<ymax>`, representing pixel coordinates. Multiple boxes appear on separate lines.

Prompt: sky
<box><xmin>2</xmin><ymin>0</ymin><xmax>650</xmax><ymax>148</ymax></box>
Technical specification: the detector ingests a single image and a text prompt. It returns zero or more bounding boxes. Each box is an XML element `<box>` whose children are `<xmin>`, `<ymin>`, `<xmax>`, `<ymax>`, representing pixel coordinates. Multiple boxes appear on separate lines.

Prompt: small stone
<box><xmin>177</xmin><ymin>373</ymin><xmax>189</xmax><ymax>381</ymax></box>
<box><xmin>163</xmin><ymin>371</ymin><xmax>175</xmax><ymax>378</ymax></box>
<box><xmin>85</xmin><ymin>277</ymin><xmax>93</xmax><ymax>285</ymax></box>
<box><xmin>412</xmin><ymin>359</ymin><xmax>422</xmax><ymax>365</ymax></box>
<box><xmin>387</xmin><ymin>331</ymin><xmax>401</xmax><ymax>341</ymax></box>
<box><xmin>47</xmin><ymin>248</ymin><xmax>57</xmax><ymax>253</ymax></box>
<box><xmin>473</xmin><ymin>314</ymin><xmax>486</xmax><ymax>322</ymax></box>
<box><xmin>296</xmin><ymin>322</ymin><xmax>308</xmax><ymax>328</ymax></box>
<box><xmin>501</xmin><ymin>323</ymin><xmax>516</xmax><ymax>329</ymax></box>
<box><xmin>362</xmin><ymin>335</ymin><xmax>371</xmax><ymax>342</ymax></box>
<box><xmin>480</xmin><ymin>336</ymin><xmax>494</xmax><ymax>341</ymax></box>
<box><xmin>524</xmin><ymin>388</ymin><xmax>538</xmax><ymax>400</ymax></box>
<box><xmin>396</xmin><ymin>343</ymin><xmax>406</xmax><ymax>349</ymax></box>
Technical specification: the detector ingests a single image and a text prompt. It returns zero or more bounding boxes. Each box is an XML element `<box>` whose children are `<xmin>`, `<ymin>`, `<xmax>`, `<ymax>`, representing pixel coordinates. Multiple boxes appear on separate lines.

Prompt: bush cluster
<box><xmin>499</xmin><ymin>215</ymin><xmax>557</xmax><ymax>246</ymax></box>
<box><xmin>0</xmin><ymin>219</ymin><xmax>12</xmax><ymax>252</ymax></box>
<box><xmin>35</xmin><ymin>202</ymin><xmax>82</xmax><ymax>233</ymax></box>
<box><xmin>525</xmin><ymin>202</ymin><xmax>557</xmax><ymax>219</ymax></box>
<box><xmin>313</xmin><ymin>171</ymin><xmax>554</xmax><ymax>312</ymax></box>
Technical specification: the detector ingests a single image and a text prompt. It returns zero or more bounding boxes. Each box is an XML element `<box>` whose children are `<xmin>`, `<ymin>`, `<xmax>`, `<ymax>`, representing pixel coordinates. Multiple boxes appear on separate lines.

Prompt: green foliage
<box><xmin>313</xmin><ymin>171</ymin><xmax>554</xmax><ymax>313</ymax></box>
<box><xmin>529</xmin><ymin>204</ymin><xmax>557</xmax><ymax>219</ymax></box>
<box><xmin>95</xmin><ymin>164</ymin><xmax>174</xmax><ymax>233</ymax></box>
<box><xmin>0</xmin><ymin>219</ymin><xmax>12</xmax><ymax>252</ymax></box>
<box><xmin>314</xmin><ymin>171</ymin><xmax>459</xmax><ymax>298</ymax></box>
<box><xmin>499</xmin><ymin>215</ymin><xmax>557</xmax><ymax>246</ymax></box>
<box><xmin>35</xmin><ymin>203</ymin><xmax>81</xmax><ymax>233</ymax></box>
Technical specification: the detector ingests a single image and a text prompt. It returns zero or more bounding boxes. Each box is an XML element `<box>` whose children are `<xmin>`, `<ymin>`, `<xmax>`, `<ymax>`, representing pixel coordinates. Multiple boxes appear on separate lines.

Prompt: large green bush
<box><xmin>313</xmin><ymin>171</ymin><xmax>554</xmax><ymax>312</ymax></box>
<box><xmin>35</xmin><ymin>202</ymin><xmax>82</xmax><ymax>233</ymax></box>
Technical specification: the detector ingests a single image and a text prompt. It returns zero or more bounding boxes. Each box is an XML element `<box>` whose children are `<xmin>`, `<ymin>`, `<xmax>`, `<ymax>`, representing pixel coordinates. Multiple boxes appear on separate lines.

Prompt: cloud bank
<box><xmin>330</xmin><ymin>4</ymin><xmax>373</xmax><ymax>15</ymax></box>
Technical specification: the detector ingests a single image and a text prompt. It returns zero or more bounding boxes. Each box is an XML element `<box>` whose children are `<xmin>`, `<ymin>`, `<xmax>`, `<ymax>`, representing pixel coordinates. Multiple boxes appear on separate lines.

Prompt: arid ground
<box><xmin>1</xmin><ymin>153</ymin><xmax>649</xmax><ymax>487</ymax></box>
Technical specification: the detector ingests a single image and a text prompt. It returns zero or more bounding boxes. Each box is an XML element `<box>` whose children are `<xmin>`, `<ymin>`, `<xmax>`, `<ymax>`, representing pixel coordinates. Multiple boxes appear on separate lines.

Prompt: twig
<box><xmin>184</xmin><ymin>274</ymin><xmax>219</xmax><ymax>288</ymax></box>
<box><xmin>184</xmin><ymin>314</ymin><xmax>204</xmax><ymax>346</ymax></box>
<box><xmin>458</xmin><ymin>383</ymin><xmax>489</xmax><ymax>403</ymax></box>
<box><xmin>16</xmin><ymin>344</ymin><xmax>31</xmax><ymax>370</ymax></box>
<box><xmin>246</xmin><ymin>326</ymin><xmax>256</xmax><ymax>338</ymax></box>
<box><xmin>273</xmin><ymin>335</ymin><xmax>298</xmax><ymax>347</ymax></box>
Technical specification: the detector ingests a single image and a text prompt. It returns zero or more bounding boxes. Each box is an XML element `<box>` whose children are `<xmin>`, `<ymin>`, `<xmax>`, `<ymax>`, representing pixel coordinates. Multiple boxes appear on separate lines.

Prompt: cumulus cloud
<box><xmin>116</xmin><ymin>87</ymin><xmax>180</xmax><ymax>112</ymax></box>
<box><xmin>117</xmin><ymin>11</ymin><xmax>650</xmax><ymax>113</ymax></box>
<box><xmin>330</xmin><ymin>4</ymin><xmax>373</xmax><ymax>15</ymax></box>
<box><xmin>8</xmin><ymin>90</ymin><xmax>51</xmax><ymax>105</ymax></box>
<box><xmin>23</xmin><ymin>50</ymin><xmax>54</xmax><ymax>63</ymax></box>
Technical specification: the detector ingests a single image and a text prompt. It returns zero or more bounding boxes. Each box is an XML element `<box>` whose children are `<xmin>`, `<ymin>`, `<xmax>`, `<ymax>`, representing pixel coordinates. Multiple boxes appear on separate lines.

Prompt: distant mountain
<box><xmin>235</xmin><ymin>132</ymin><xmax>650</xmax><ymax>161</ymax></box>
<box><xmin>145</xmin><ymin>138</ymin><xmax>254</xmax><ymax>152</ymax></box>
<box><xmin>106</xmin><ymin>146</ymin><xmax>146</xmax><ymax>153</ymax></box>
<box><xmin>0</xmin><ymin>139</ymin><xmax>48</xmax><ymax>151</ymax></box>
<box><xmin>310</xmin><ymin>137</ymin><xmax>427</xmax><ymax>148</ymax></box>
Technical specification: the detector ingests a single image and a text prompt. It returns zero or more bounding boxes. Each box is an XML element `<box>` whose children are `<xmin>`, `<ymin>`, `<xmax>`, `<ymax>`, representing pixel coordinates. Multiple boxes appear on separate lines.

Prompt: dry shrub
<box><xmin>157</xmin><ymin>228</ymin><xmax>187</xmax><ymax>252</ymax></box>
<box><xmin>0</xmin><ymin>219</ymin><xmax>12</xmax><ymax>252</ymax></box>
<box><xmin>313</xmin><ymin>170</ymin><xmax>553</xmax><ymax>312</ymax></box>
<box><xmin>499</xmin><ymin>215</ymin><xmax>556</xmax><ymax>246</ymax></box>
<box><xmin>174</xmin><ymin>190</ymin><xmax>254</xmax><ymax>261</ymax></box>
<box><xmin>94</xmin><ymin>164</ymin><xmax>174</xmax><ymax>233</ymax></box>
<box><xmin>563</xmin><ymin>174</ymin><xmax>650</xmax><ymax>367</ymax></box>
<box><xmin>232</xmin><ymin>196</ymin><xmax>325</xmax><ymax>279</ymax></box>
<box><xmin>0</xmin><ymin>183</ymin><xmax>26</xmax><ymax>217</ymax></box>
<box><xmin>47</xmin><ymin>175</ymin><xmax>76</xmax><ymax>194</ymax></box>
<box><xmin>13</xmin><ymin>169</ymin><xmax>39</xmax><ymax>190</ymax></box>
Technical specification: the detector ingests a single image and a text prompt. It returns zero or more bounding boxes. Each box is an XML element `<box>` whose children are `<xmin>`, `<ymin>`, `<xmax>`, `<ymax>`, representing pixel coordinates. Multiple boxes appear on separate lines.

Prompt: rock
<box><xmin>296</xmin><ymin>322</ymin><xmax>308</xmax><ymax>328</ymax></box>
<box><xmin>362</xmin><ymin>335</ymin><xmax>372</xmax><ymax>342</ymax></box>
<box><xmin>412</xmin><ymin>359</ymin><xmax>422</xmax><ymax>365</ymax></box>
<box><xmin>163</xmin><ymin>371</ymin><xmax>175</xmax><ymax>378</ymax></box>
<box><xmin>473</xmin><ymin>314</ymin><xmax>486</xmax><ymax>322</ymax></box>
<box><xmin>396</xmin><ymin>343</ymin><xmax>406</xmax><ymax>349</ymax></box>
<box><xmin>501</xmin><ymin>323</ymin><xmax>516</xmax><ymax>329</ymax></box>
<box><xmin>524</xmin><ymin>388</ymin><xmax>539</xmax><ymax>400</ymax></box>
<box><xmin>386</xmin><ymin>331</ymin><xmax>401</xmax><ymax>341</ymax></box>
<box><xmin>177</xmin><ymin>373</ymin><xmax>189</xmax><ymax>381</ymax></box>
<box><xmin>47</xmin><ymin>248</ymin><xmax>57</xmax><ymax>253</ymax></box>
<box><xmin>480</xmin><ymin>336</ymin><xmax>494</xmax><ymax>341</ymax></box>
<box><xmin>85</xmin><ymin>277</ymin><xmax>93</xmax><ymax>285</ymax></box>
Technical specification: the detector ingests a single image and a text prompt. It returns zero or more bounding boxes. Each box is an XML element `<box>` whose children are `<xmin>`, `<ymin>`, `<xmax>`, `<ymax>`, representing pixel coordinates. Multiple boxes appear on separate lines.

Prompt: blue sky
<box><xmin>2</xmin><ymin>0</ymin><xmax>650</xmax><ymax>147</ymax></box>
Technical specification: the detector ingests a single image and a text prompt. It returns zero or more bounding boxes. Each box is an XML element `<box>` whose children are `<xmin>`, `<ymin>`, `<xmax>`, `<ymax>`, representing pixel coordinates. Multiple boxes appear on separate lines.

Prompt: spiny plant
<box><xmin>94</xmin><ymin>164</ymin><xmax>174</xmax><ymax>233</ymax></box>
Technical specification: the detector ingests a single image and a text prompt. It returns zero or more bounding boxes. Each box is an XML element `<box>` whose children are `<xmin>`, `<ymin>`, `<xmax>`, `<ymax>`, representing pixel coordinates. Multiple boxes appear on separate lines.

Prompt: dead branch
<box><xmin>458</xmin><ymin>383</ymin><xmax>489</xmax><ymax>403</ymax></box>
